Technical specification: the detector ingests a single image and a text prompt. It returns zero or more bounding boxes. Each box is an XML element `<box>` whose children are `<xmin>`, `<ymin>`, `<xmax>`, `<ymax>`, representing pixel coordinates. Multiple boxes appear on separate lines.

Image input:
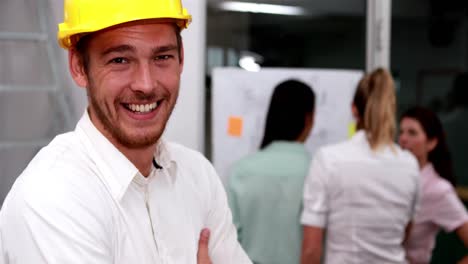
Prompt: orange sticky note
<box><xmin>227</xmin><ymin>116</ymin><xmax>243</xmax><ymax>137</ymax></box>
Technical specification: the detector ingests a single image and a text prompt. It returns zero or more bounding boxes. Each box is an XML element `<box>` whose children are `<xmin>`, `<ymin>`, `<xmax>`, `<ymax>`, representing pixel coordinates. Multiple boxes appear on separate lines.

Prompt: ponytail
<box><xmin>353</xmin><ymin>68</ymin><xmax>396</xmax><ymax>150</ymax></box>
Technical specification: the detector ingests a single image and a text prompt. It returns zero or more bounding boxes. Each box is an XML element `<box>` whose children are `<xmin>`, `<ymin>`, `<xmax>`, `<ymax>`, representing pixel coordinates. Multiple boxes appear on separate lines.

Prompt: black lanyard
<box><xmin>152</xmin><ymin>158</ymin><xmax>163</xmax><ymax>170</ymax></box>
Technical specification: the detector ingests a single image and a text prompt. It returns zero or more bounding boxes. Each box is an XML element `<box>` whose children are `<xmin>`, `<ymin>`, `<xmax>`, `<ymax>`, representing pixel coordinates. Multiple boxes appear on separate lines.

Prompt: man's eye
<box><xmin>155</xmin><ymin>55</ymin><xmax>173</xmax><ymax>61</ymax></box>
<box><xmin>109</xmin><ymin>57</ymin><xmax>127</xmax><ymax>64</ymax></box>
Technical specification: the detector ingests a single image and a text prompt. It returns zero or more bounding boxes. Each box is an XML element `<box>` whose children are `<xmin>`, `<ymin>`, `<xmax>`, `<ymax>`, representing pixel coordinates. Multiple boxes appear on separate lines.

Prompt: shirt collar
<box><xmin>75</xmin><ymin>110</ymin><xmax>175</xmax><ymax>201</ymax></box>
<box><xmin>351</xmin><ymin>130</ymin><xmax>367</xmax><ymax>143</ymax></box>
<box><xmin>421</xmin><ymin>162</ymin><xmax>436</xmax><ymax>178</ymax></box>
<box><xmin>263</xmin><ymin>141</ymin><xmax>308</xmax><ymax>154</ymax></box>
<box><xmin>154</xmin><ymin>139</ymin><xmax>174</xmax><ymax>170</ymax></box>
<box><xmin>351</xmin><ymin>130</ymin><xmax>396</xmax><ymax>152</ymax></box>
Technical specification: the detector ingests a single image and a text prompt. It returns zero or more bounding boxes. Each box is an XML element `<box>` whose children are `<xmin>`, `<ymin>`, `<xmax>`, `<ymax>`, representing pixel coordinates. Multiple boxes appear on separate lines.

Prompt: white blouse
<box><xmin>301</xmin><ymin>131</ymin><xmax>420</xmax><ymax>264</ymax></box>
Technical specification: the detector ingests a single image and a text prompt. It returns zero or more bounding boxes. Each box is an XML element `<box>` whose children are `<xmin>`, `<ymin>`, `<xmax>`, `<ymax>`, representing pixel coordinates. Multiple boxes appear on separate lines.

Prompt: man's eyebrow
<box><xmin>100</xmin><ymin>45</ymin><xmax>135</xmax><ymax>57</ymax></box>
<box><xmin>152</xmin><ymin>44</ymin><xmax>178</xmax><ymax>54</ymax></box>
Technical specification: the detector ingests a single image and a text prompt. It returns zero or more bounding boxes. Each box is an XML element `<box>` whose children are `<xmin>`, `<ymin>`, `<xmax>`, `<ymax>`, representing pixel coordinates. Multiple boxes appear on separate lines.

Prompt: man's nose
<box><xmin>131</xmin><ymin>63</ymin><xmax>155</xmax><ymax>93</ymax></box>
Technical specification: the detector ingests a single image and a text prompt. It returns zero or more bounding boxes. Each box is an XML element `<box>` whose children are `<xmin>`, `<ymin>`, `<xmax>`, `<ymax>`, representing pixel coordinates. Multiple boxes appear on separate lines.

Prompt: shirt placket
<box><xmin>145</xmin><ymin>171</ymin><xmax>170</xmax><ymax>263</ymax></box>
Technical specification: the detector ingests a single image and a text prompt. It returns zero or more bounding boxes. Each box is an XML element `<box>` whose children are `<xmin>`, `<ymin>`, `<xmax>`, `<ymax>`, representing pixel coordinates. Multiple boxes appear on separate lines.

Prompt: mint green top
<box><xmin>227</xmin><ymin>141</ymin><xmax>311</xmax><ymax>264</ymax></box>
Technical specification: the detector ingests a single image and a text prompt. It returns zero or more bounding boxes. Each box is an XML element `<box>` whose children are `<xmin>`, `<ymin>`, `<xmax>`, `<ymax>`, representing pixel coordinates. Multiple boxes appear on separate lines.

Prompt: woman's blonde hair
<box><xmin>353</xmin><ymin>68</ymin><xmax>396</xmax><ymax>150</ymax></box>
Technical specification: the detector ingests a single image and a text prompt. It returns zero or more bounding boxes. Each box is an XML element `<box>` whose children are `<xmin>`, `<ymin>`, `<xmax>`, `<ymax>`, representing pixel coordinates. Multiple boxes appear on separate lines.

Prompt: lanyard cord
<box><xmin>152</xmin><ymin>158</ymin><xmax>163</xmax><ymax>170</ymax></box>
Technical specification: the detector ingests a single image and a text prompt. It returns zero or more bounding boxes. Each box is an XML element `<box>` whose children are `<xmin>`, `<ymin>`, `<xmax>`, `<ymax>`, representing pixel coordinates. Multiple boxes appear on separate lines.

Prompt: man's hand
<box><xmin>197</xmin><ymin>228</ymin><xmax>212</xmax><ymax>264</ymax></box>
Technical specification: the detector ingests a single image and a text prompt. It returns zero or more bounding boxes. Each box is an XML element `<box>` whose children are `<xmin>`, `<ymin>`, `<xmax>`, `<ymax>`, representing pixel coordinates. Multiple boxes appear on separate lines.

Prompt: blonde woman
<box><xmin>300</xmin><ymin>68</ymin><xmax>420</xmax><ymax>264</ymax></box>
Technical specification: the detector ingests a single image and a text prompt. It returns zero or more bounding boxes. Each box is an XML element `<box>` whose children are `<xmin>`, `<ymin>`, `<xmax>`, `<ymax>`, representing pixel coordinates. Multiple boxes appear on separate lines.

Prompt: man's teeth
<box><xmin>128</xmin><ymin>102</ymin><xmax>158</xmax><ymax>113</ymax></box>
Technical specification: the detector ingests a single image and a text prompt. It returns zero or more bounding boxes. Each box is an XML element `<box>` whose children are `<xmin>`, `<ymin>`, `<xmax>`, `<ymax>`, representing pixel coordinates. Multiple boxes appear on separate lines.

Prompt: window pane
<box><xmin>0</xmin><ymin>40</ymin><xmax>53</xmax><ymax>86</ymax></box>
<box><xmin>392</xmin><ymin>0</ymin><xmax>468</xmax><ymax>187</ymax></box>
<box><xmin>0</xmin><ymin>91</ymin><xmax>66</xmax><ymax>141</ymax></box>
<box><xmin>207</xmin><ymin>0</ymin><xmax>366</xmax><ymax>69</ymax></box>
<box><xmin>206</xmin><ymin>0</ymin><xmax>366</xmax><ymax>155</ymax></box>
<box><xmin>0</xmin><ymin>0</ymin><xmax>41</xmax><ymax>33</ymax></box>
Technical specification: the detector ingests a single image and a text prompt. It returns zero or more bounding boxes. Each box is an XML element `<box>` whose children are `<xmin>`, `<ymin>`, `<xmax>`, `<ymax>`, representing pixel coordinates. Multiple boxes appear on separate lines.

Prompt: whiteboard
<box><xmin>212</xmin><ymin>67</ymin><xmax>363</xmax><ymax>183</ymax></box>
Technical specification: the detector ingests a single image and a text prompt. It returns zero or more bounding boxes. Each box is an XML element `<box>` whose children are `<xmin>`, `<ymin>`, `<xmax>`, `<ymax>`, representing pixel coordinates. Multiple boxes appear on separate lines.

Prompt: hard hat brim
<box><xmin>58</xmin><ymin>15</ymin><xmax>191</xmax><ymax>49</ymax></box>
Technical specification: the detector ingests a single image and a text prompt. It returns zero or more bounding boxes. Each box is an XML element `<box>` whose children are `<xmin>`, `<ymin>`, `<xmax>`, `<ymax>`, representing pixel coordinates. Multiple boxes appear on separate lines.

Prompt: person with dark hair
<box><xmin>259</xmin><ymin>80</ymin><xmax>315</xmax><ymax>149</ymax></box>
<box><xmin>227</xmin><ymin>79</ymin><xmax>315</xmax><ymax>264</ymax></box>
<box><xmin>399</xmin><ymin>106</ymin><xmax>468</xmax><ymax>264</ymax></box>
<box><xmin>301</xmin><ymin>68</ymin><xmax>420</xmax><ymax>264</ymax></box>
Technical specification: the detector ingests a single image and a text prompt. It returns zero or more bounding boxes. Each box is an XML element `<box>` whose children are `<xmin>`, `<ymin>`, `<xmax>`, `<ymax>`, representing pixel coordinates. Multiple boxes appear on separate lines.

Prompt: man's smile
<box><xmin>122</xmin><ymin>101</ymin><xmax>160</xmax><ymax>114</ymax></box>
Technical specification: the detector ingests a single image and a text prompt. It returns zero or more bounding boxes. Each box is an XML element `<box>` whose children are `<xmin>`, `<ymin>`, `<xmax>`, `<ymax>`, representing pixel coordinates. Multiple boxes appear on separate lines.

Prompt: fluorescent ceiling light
<box><xmin>239</xmin><ymin>56</ymin><xmax>261</xmax><ymax>72</ymax></box>
<box><xmin>219</xmin><ymin>1</ymin><xmax>306</xmax><ymax>16</ymax></box>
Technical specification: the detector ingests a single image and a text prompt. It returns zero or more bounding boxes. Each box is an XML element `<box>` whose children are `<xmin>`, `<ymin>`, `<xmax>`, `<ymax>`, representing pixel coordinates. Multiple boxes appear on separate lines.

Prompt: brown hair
<box><xmin>353</xmin><ymin>68</ymin><xmax>396</xmax><ymax>150</ymax></box>
<box><xmin>400</xmin><ymin>106</ymin><xmax>456</xmax><ymax>186</ymax></box>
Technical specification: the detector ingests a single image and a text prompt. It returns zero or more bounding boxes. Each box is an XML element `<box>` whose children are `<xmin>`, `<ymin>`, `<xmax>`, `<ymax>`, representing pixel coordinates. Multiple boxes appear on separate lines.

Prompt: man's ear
<box><xmin>69</xmin><ymin>49</ymin><xmax>88</xmax><ymax>88</ymax></box>
<box><xmin>179</xmin><ymin>41</ymin><xmax>184</xmax><ymax>73</ymax></box>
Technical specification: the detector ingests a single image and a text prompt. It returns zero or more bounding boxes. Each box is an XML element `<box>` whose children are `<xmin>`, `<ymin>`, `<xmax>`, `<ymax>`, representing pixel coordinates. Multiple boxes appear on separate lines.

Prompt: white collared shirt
<box><xmin>301</xmin><ymin>131</ymin><xmax>420</xmax><ymax>264</ymax></box>
<box><xmin>0</xmin><ymin>112</ymin><xmax>251</xmax><ymax>264</ymax></box>
<box><xmin>405</xmin><ymin>163</ymin><xmax>468</xmax><ymax>264</ymax></box>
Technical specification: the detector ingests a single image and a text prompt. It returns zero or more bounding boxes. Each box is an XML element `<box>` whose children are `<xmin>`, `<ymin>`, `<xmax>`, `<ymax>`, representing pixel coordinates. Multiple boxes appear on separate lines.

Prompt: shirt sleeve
<box><xmin>226</xmin><ymin>170</ymin><xmax>243</xmax><ymax>243</ymax></box>
<box><xmin>204</xmin><ymin>162</ymin><xmax>252</xmax><ymax>264</ymax></box>
<box><xmin>0</xmin><ymin>177</ymin><xmax>112</xmax><ymax>264</ymax></box>
<box><xmin>301</xmin><ymin>150</ymin><xmax>330</xmax><ymax>228</ymax></box>
<box><xmin>410</xmin><ymin>169</ymin><xmax>421</xmax><ymax>220</ymax></box>
<box><xmin>431</xmin><ymin>188</ymin><xmax>468</xmax><ymax>232</ymax></box>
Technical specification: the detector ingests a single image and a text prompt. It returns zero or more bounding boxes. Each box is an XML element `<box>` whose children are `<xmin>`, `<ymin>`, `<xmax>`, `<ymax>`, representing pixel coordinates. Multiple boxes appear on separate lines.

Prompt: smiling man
<box><xmin>0</xmin><ymin>1</ymin><xmax>251</xmax><ymax>263</ymax></box>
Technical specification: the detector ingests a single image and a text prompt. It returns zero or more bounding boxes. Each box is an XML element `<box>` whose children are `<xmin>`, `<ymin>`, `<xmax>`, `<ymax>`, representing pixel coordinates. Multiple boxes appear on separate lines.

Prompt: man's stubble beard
<box><xmin>86</xmin><ymin>78</ymin><xmax>176</xmax><ymax>149</ymax></box>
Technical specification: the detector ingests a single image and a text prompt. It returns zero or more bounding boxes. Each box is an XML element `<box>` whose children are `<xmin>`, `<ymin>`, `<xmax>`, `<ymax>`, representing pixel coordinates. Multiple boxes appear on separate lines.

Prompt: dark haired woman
<box><xmin>399</xmin><ymin>106</ymin><xmax>468</xmax><ymax>264</ymax></box>
<box><xmin>227</xmin><ymin>79</ymin><xmax>315</xmax><ymax>264</ymax></box>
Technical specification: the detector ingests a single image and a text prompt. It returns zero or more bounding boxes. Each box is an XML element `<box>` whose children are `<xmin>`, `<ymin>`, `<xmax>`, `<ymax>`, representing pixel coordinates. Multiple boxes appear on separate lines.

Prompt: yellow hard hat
<box><xmin>58</xmin><ymin>0</ymin><xmax>192</xmax><ymax>49</ymax></box>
